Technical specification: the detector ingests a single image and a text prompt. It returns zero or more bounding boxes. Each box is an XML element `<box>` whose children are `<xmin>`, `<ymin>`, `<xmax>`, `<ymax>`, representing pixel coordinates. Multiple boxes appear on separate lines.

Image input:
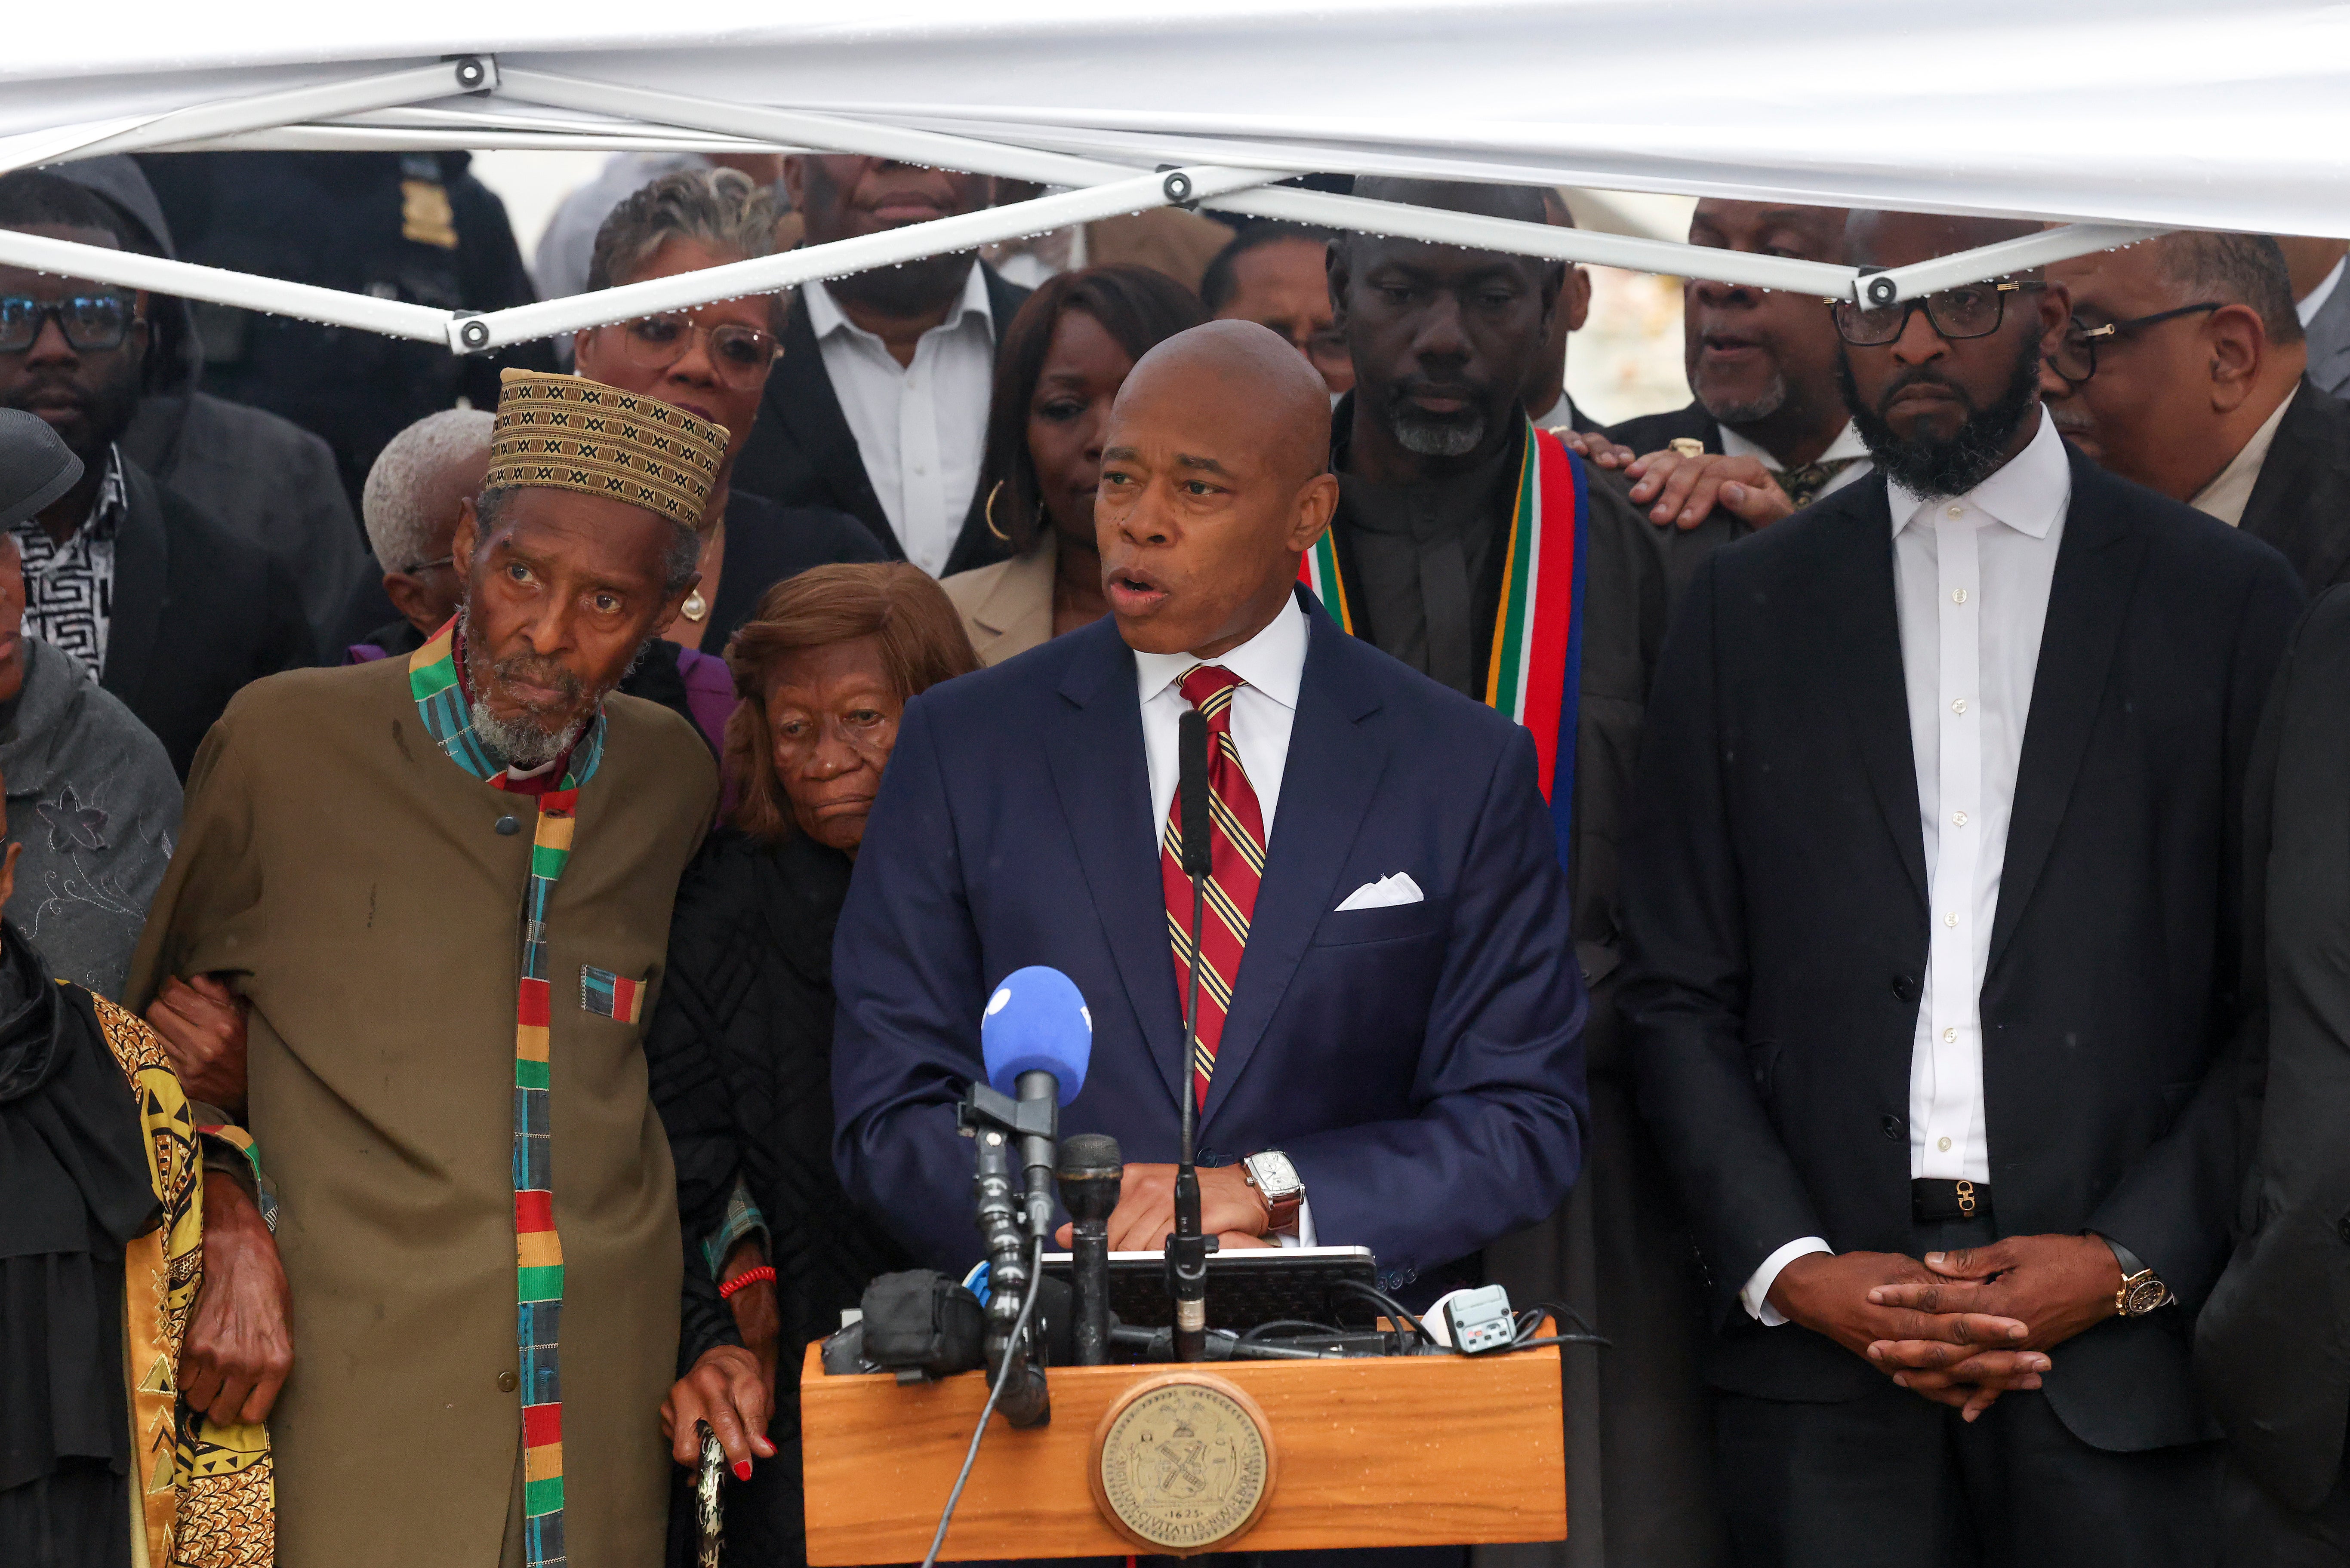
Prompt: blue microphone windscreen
<box><xmin>981</xmin><ymin>966</ymin><xmax>1093</xmax><ymax>1105</ymax></box>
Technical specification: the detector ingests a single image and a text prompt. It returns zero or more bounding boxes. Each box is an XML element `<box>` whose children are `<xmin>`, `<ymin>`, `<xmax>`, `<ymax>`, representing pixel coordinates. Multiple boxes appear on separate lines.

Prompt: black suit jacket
<box><xmin>730</xmin><ymin>263</ymin><xmax>1031</xmax><ymax>578</ymax></box>
<box><xmin>1620</xmin><ymin>450</ymin><xmax>2302</xmax><ymax>1451</ymax></box>
<box><xmin>105</xmin><ymin>461</ymin><xmax>317</xmax><ymax>778</ymax></box>
<box><xmin>2239</xmin><ymin>378</ymin><xmax>2350</xmax><ymax>594</ymax></box>
<box><xmin>2197</xmin><ymin>585</ymin><xmax>2350</xmax><ymax>1507</ymax></box>
<box><xmin>1605</xmin><ymin>400</ymin><xmax>1719</xmax><ymax>459</ymax></box>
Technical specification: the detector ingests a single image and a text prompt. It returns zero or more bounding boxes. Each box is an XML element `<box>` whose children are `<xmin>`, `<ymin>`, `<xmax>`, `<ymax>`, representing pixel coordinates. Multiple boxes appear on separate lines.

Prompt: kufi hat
<box><xmin>485</xmin><ymin>369</ymin><xmax>727</xmax><ymax>526</ymax></box>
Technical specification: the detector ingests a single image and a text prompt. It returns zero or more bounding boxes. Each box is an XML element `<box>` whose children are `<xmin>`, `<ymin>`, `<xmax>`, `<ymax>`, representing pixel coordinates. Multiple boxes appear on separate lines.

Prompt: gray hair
<box><xmin>586</xmin><ymin>166</ymin><xmax>786</xmax><ymax>331</ymax></box>
<box><xmin>2153</xmin><ymin>232</ymin><xmax>2304</xmax><ymax>347</ymax></box>
<box><xmin>362</xmin><ymin>408</ymin><xmax>494</xmax><ymax>570</ymax></box>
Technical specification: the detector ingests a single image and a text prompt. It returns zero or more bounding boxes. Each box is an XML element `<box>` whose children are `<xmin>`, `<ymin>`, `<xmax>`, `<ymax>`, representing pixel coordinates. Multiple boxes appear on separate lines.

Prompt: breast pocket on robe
<box><xmin>579</xmin><ymin>964</ymin><xmax>650</xmax><ymax>1024</ymax></box>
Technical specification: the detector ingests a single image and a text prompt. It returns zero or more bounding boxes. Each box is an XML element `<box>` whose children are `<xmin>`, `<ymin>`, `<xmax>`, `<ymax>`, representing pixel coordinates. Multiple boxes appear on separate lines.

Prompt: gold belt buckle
<box><xmin>1955</xmin><ymin>1179</ymin><xmax>1977</xmax><ymax>1216</ymax></box>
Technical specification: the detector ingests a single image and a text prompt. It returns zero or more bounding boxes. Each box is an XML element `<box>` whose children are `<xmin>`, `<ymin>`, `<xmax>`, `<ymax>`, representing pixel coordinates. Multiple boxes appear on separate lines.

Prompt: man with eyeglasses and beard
<box><xmin>1620</xmin><ymin>209</ymin><xmax>2302</xmax><ymax>1566</ymax></box>
<box><xmin>129</xmin><ymin>370</ymin><xmax>730</xmax><ymax>1568</ymax></box>
<box><xmin>0</xmin><ymin>169</ymin><xmax>315</xmax><ymax>778</ymax></box>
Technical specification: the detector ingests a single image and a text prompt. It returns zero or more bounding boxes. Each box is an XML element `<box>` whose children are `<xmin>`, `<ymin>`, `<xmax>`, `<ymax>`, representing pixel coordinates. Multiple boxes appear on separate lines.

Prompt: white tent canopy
<box><xmin>4</xmin><ymin>0</ymin><xmax>2344</xmax><ymax>354</ymax></box>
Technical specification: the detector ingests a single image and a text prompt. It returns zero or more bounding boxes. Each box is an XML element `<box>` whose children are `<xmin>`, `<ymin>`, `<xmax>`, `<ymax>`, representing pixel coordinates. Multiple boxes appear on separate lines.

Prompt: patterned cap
<box><xmin>485</xmin><ymin>369</ymin><xmax>728</xmax><ymax>526</ymax></box>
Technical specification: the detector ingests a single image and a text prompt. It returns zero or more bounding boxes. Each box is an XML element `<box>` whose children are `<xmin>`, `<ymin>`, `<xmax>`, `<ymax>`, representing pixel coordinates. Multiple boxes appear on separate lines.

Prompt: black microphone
<box><xmin>1056</xmin><ymin>1133</ymin><xmax>1122</xmax><ymax>1366</ymax></box>
<box><xmin>1169</xmin><ymin>707</ymin><xmax>1213</xmax><ymax>1362</ymax></box>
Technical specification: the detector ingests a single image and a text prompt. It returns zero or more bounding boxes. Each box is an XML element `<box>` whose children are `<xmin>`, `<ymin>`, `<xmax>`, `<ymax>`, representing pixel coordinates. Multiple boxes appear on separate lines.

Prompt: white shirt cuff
<box><xmin>1741</xmin><ymin>1237</ymin><xmax>1833</xmax><ymax>1326</ymax></box>
<box><xmin>1271</xmin><ymin>1197</ymin><xmax>1316</xmax><ymax>1248</ymax></box>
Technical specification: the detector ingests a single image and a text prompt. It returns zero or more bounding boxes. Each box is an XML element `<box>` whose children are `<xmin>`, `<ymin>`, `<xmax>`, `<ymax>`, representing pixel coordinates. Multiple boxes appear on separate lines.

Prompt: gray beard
<box><xmin>1389</xmin><ymin>405</ymin><xmax>1488</xmax><ymax>458</ymax></box>
<box><xmin>1697</xmin><ymin>371</ymin><xmax>1789</xmax><ymax>427</ymax></box>
<box><xmin>468</xmin><ymin>695</ymin><xmax>585</xmax><ymax>773</ymax></box>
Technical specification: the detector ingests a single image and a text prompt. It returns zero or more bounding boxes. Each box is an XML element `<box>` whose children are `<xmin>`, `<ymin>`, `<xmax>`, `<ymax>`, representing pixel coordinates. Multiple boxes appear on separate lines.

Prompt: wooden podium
<box><xmin>800</xmin><ymin>1334</ymin><xmax>1567</xmax><ymax>1561</ymax></box>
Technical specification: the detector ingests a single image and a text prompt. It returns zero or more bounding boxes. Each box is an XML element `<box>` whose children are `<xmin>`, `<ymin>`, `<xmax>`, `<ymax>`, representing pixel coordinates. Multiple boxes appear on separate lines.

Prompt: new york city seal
<box><xmin>1090</xmin><ymin>1373</ymin><xmax>1276</xmax><ymax>1553</ymax></box>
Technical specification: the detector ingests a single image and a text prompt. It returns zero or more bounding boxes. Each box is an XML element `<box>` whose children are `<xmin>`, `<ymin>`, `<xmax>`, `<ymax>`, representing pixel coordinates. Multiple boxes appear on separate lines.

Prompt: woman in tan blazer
<box><xmin>944</xmin><ymin>265</ymin><xmax>1207</xmax><ymax>664</ymax></box>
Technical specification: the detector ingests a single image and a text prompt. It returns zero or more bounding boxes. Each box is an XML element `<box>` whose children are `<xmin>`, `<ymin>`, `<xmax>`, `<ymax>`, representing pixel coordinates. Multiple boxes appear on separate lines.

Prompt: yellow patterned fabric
<box><xmin>486</xmin><ymin>369</ymin><xmax>728</xmax><ymax>526</ymax></box>
<box><xmin>85</xmin><ymin>990</ymin><xmax>275</xmax><ymax>1568</ymax></box>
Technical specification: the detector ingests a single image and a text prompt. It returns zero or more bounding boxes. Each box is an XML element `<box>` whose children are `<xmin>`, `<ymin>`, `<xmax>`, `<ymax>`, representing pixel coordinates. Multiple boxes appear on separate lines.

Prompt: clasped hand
<box><xmin>1051</xmin><ymin>1162</ymin><xmax>1273</xmax><ymax>1252</ymax></box>
<box><xmin>1769</xmin><ymin>1234</ymin><xmax>2122</xmax><ymax>1421</ymax></box>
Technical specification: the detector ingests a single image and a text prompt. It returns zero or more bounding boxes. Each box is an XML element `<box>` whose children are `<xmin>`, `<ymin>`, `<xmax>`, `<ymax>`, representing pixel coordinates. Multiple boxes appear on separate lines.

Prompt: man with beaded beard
<box><xmin>1620</xmin><ymin>210</ymin><xmax>2302</xmax><ymax>1564</ymax></box>
<box><xmin>127</xmin><ymin>370</ymin><xmax>727</xmax><ymax>1568</ymax></box>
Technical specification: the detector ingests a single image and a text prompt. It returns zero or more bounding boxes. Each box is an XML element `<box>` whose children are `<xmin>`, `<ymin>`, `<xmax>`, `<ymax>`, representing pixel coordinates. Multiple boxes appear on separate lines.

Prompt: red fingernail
<box><xmin>733</xmin><ymin>1460</ymin><xmax>752</xmax><ymax>1481</ymax></box>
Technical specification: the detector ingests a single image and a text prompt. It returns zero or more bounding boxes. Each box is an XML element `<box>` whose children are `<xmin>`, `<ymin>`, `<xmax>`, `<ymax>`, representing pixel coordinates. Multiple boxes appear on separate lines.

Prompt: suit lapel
<box><xmin>2242</xmin><ymin>383</ymin><xmax>2350</xmax><ymax>590</ymax></box>
<box><xmin>763</xmin><ymin>295</ymin><xmax>897</xmax><ymax>554</ymax></box>
<box><xmin>1988</xmin><ymin>454</ymin><xmax>2147</xmax><ymax>969</ymax></box>
<box><xmin>1043</xmin><ymin>621</ymin><xmax>1187</xmax><ymax>1110</ymax></box>
<box><xmin>100</xmin><ymin>461</ymin><xmax>167</xmax><ymax>705</ymax></box>
<box><xmin>1201</xmin><ymin>605</ymin><xmax>1388</xmax><ymax>1127</ymax></box>
<box><xmin>1822</xmin><ymin>485</ymin><xmax>1928</xmax><ymax>907</ymax></box>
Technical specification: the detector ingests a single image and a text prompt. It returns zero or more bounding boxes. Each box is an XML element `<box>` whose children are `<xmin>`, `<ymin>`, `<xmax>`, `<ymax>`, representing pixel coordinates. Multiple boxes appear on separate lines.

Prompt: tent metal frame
<box><xmin>0</xmin><ymin>54</ymin><xmax>2165</xmax><ymax>356</ymax></box>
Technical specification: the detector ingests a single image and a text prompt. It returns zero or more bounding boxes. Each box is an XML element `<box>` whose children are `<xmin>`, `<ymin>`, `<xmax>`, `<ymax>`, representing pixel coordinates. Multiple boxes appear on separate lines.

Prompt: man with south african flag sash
<box><xmin>1312</xmin><ymin>178</ymin><xmax>1735</xmax><ymax>1567</ymax></box>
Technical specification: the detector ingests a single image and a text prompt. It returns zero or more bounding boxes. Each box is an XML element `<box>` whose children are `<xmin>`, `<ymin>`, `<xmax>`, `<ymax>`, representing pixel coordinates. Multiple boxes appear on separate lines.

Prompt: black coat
<box><xmin>729</xmin><ymin>264</ymin><xmax>1031</xmax><ymax>578</ymax></box>
<box><xmin>105</xmin><ymin>461</ymin><xmax>316</xmax><ymax>778</ymax></box>
<box><xmin>1605</xmin><ymin>399</ymin><xmax>1720</xmax><ymax>459</ymax></box>
<box><xmin>2197</xmin><ymin>585</ymin><xmax>2350</xmax><ymax>1508</ymax></box>
<box><xmin>646</xmin><ymin>828</ymin><xmax>915</xmax><ymax>1567</ymax></box>
<box><xmin>1620</xmin><ymin>450</ymin><xmax>2302</xmax><ymax>1453</ymax></box>
<box><xmin>2239</xmin><ymin>378</ymin><xmax>2350</xmax><ymax>594</ymax></box>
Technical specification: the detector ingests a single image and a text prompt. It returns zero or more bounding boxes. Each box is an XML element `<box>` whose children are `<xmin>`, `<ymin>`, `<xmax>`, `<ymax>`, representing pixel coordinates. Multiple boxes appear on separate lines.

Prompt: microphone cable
<box><xmin>919</xmin><ymin>1234</ymin><xmax>1047</xmax><ymax>1568</ymax></box>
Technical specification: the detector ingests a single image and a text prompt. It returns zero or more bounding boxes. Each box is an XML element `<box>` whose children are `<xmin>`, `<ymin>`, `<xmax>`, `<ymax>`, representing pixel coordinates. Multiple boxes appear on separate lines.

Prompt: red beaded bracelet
<box><xmin>719</xmin><ymin>1264</ymin><xmax>776</xmax><ymax>1300</ymax></box>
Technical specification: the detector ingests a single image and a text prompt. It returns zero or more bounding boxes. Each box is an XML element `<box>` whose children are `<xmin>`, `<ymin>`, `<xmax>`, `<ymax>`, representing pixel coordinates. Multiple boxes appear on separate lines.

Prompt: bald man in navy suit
<box><xmin>832</xmin><ymin>321</ymin><xmax>1586</xmax><ymax>1312</ymax></box>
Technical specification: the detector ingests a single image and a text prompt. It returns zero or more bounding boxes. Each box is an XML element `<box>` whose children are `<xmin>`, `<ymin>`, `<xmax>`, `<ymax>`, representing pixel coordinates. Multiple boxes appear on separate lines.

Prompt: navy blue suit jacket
<box><xmin>832</xmin><ymin>589</ymin><xmax>1589</xmax><ymax>1283</ymax></box>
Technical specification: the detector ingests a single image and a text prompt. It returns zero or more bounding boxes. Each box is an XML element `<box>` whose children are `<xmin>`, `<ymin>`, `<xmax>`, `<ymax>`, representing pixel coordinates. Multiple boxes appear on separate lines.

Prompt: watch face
<box><xmin>2124</xmin><ymin>1277</ymin><xmax>2171</xmax><ymax>1316</ymax></box>
<box><xmin>1247</xmin><ymin>1152</ymin><xmax>1301</xmax><ymax>1197</ymax></box>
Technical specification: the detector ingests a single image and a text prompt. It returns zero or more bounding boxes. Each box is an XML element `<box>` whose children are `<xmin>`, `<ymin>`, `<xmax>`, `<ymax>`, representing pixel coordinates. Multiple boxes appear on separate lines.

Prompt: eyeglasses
<box><xmin>2044</xmin><ymin>301</ymin><xmax>2224</xmax><ymax>386</ymax></box>
<box><xmin>1830</xmin><ymin>280</ymin><xmax>2048</xmax><ymax>347</ymax></box>
<box><xmin>607</xmin><ymin>314</ymin><xmax>779</xmax><ymax>390</ymax></box>
<box><xmin>400</xmin><ymin>554</ymin><xmax>455</xmax><ymax>575</ymax></box>
<box><xmin>0</xmin><ymin>293</ymin><xmax>141</xmax><ymax>354</ymax></box>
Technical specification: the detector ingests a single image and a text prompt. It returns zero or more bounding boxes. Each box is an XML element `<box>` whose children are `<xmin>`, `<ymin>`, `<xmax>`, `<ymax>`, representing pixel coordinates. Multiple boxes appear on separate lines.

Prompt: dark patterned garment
<box><xmin>10</xmin><ymin>447</ymin><xmax>126</xmax><ymax>682</ymax></box>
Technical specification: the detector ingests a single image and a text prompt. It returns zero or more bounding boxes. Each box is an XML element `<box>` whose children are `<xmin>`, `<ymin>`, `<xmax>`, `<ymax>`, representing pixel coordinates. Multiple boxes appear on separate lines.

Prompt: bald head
<box><xmin>1096</xmin><ymin>320</ymin><xmax>1342</xmax><ymax>657</ymax></box>
<box><xmin>1353</xmin><ymin>176</ymin><xmax>1549</xmax><ymax>229</ymax></box>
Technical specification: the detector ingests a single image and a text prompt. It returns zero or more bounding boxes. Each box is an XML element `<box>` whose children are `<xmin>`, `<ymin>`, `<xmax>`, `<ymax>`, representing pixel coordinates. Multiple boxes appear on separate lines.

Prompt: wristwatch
<box><xmin>1241</xmin><ymin>1150</ymin><xmax>1306</xmax><ymax>1235</ymax></box>
<box><xmin>2097</xmin><ymin>1233</ymin><xmax>2173</xmax><ymax>1317</ymax></box>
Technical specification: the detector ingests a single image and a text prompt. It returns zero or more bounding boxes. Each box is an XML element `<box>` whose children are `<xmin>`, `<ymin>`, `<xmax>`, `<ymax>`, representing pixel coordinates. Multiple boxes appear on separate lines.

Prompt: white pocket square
<box><xmin>1336</xmin><ymin>872</ymin><xmax>1424</xmax><ymax>911</ymax></box>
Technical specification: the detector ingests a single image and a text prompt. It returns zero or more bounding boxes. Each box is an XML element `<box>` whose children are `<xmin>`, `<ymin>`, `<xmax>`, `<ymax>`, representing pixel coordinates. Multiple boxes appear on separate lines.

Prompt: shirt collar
<box><xmin>1133</xmin><ymin>594</ymin><xmax>1310</xmax><ymax>713</ymax></box>
<box><xmin>804</xmin><ymin>261</ymin><xmax>995</xmax><ymax>345</ymax></box>
<box><xmin>13</xmin><ymin>445</ymin><xmax>126</xmax><ymax>548</ymax></box>
<box><xmin>2298</xmin><ymin>255</ymin><xmax>2346</xmax><ymax>327</ymax></box>
<box><xmin>1887</xmin><ymin>406</ymin><xmax>2069</xmax><ymax>541</ymax></box>
<box><xmin>1718</xmin><ymin>419</ymin><xmax>1870</xmax><ymax>472</ymax></box>
<box><xmin>2189</xmin><ymin>382</ymin><xmax>2298</xmax><ymax>527</ymax></box>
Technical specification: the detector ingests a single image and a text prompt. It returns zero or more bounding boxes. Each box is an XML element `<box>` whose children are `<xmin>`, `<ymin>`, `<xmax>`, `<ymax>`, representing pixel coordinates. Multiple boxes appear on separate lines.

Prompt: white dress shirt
<box><xmin>1719</xmin><ymin>419</ymin><xmax>1874</xmax><ymax>500</ymax></box>
<box><xmin>1132</xmin><ymin>597</ymin><xmax>1317</xmax><ymax>1244</ymax></box>
<box><xmin>804</xmin><ymin>266</ymin><xmax>996</xmax><ymax>577</ymax></box>
<box><xmin>2298</xmin><ymin>256</ymin><xmax>2345</xmax><ymax>328</ymax></box>
<box><xmin>2189</xmin><ymin>385</ymin><xmax>2297</xmax><ymax>529</ymax></box>
<box><xmin>1741</xmin><ymin>409</ymin><xmax>2072</xmax><ymax>1324</ymax></box>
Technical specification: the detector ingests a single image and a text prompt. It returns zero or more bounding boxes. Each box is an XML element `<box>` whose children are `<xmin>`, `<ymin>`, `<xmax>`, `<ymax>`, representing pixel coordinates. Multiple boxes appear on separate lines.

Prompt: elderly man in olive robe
<box><xmin>129</xmin><ymin>370</ymin><xmax>743</xmax><ymax>1568</ymax></box>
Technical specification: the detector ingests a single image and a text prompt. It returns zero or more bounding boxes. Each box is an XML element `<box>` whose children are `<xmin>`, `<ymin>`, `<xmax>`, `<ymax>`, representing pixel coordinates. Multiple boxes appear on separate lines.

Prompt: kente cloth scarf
<box><xmin>408</xmin><ymin>619</ymin><xmax>607</xmax><ymax>1568</ymax></box>
<box><xmin>86</xmin><ymin>988</ymin><xmax>276</xmax><ymax>1568</ymax></box>
<box><xmin>1301</xmin><ymin>418</ymin><xmax>1589</xmax><ymax>868</ymax></box>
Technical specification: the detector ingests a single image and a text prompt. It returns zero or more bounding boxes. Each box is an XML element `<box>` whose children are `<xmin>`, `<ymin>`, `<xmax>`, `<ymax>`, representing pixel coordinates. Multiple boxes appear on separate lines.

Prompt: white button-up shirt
<box><xmin>804</xmin><ymin>266</ymin><xmax>996</xmax><ymax>576</ymax></box>
<box><xmin>1132</xmin><ymin>598</ymin><xmax>1317</xmax><ymax>1244</ymax></box>
<box><xmin>1740</xmin><ymin>409</ymin><xmax>2072</xmax><ymax>1324</ymax></box>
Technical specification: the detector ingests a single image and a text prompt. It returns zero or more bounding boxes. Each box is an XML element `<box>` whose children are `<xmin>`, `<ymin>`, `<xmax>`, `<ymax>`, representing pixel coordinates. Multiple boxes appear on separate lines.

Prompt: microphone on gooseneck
<box><xmin>1056</xmin><ymin>1132</ymin><xmax>1123</xmax><ymax>1366</ymax></box>
<box><xmin>1169</xmin><ymin>706</ymin><xmax>1212</xmax><ymax>1362</ymax></box>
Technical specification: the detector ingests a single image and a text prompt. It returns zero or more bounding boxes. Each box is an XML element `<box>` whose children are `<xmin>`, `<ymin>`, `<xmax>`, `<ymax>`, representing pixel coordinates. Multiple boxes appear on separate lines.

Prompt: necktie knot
<box><xmin>1179</xmin><ymin>663</ymin><xmax>1245</xmax><ymax>720</ymax></box>
<box><xmin>1777</xmin><ymin>456</ymin><xmax>1862</xmax><ymax>510</ymax></box>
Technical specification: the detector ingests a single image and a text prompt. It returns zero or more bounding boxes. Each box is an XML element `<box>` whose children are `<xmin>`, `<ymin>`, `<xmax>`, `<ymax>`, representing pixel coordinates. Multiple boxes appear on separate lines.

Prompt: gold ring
<box><xmin>1668</xmin><ymin>437</ymin><xmax>1706</xmax><ymax>459</ymax></box>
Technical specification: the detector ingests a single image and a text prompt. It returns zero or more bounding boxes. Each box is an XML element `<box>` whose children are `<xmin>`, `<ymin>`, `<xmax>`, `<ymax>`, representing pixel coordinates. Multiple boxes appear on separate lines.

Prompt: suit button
<box><xmin>1882</xmin><ymin>1115</ymin><xmax>1905</xmax><ymax>1141</ymax></box>
<box><xmin>494</xmin><ymin>815</ymin><xmax>522</xmax><ymax>836</ymax></box>
<box><xmin>497</xmin><ymin>1371</ymin><xmax>518</xmax><ymax>1393</ymax></box>
<box><xmin>1891</xmin><ymin>974</ymin><xmax>1920</xmax><ymax>1004</ymax></box>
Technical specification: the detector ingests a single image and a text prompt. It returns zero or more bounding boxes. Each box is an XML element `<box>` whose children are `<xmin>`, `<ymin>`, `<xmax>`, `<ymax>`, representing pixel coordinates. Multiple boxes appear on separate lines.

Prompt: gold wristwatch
<box><xmin>2098</xmin><ymin>1234</ymin><xmax>2172</xmax><ymax>1317</ymax></box>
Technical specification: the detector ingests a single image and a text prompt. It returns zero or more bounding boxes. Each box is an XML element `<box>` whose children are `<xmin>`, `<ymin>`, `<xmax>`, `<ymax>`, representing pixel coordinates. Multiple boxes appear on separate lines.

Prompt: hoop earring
<box><xmin>985</xmin><ymin>481</ymin><xmax>1011</xmax><ymax>543</ymax></box>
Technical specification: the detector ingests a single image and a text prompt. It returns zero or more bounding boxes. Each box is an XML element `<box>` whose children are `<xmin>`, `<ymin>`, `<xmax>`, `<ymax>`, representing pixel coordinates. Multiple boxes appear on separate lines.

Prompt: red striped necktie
<box><xmin>1160</xmin><ymin>664</ymin><xmax>1268</xmax><ymax>1106</ymax></box>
